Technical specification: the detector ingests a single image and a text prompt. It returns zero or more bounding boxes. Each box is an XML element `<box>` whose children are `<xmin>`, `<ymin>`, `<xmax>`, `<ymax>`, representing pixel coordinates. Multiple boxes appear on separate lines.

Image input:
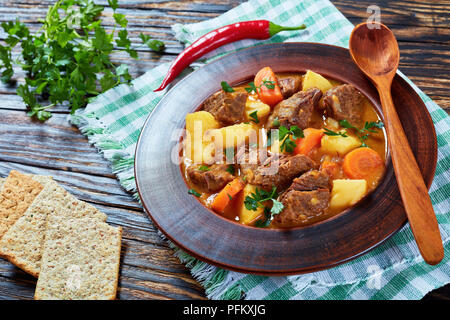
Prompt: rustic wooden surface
<box><xmin>0</xmin><ymin>0</ymin><xmax>448</xmax><ymax>300</ymax></box>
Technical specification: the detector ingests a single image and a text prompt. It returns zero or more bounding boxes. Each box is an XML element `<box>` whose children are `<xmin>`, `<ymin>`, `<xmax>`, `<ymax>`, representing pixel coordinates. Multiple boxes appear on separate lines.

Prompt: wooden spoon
<box><xmin>349</xmin><ymin>22</ymin><xmax>444</xmax><ymax>265</ymax></box>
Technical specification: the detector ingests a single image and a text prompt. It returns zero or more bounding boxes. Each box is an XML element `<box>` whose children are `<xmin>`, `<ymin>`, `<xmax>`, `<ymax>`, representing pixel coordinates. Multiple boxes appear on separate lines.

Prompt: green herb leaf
<box><xmin>226</xmin><ymin>165</ymin><xmax>235</xmax><ymax>175</ymax></box>
<box><xmin>139</xmin><ymin>33</ymin><xmax>165</xmax><ymax>52</ymax></box>
<box><xmin>254</xmin><ymin>207</ymin><xmax>272</xmax><ymax>228</ymax></box>
<box><xmin>245</xmin><ymin>82</ymin><xmax>257</xmax><ymax>93</ymax></box>
<box><xmin>270</xmin><ymin>199</ymin><xmax>284</xmax><ymax>214</ymax></box>
<box><xmin>323</xmin><ymin>128</ymin><xmax>348</xmax><ymax>137</ymax></box>
<box><xmin>277</xmin><ymin>125</ymin><xmax>304</xmax><ymax>153</ymax></box>
<box><xmin>262</xmin><ymin>79</ymin><xmax>276</xmax><ymax>89</ymax></box>
<box><xmin>0</xmin><ymin>0</ymin><xmax>164</xmax><ymax>121</ymax></box>
<box><xmin>113</xmin><ymin>13</ymin><xmax>128</xmax><ymax>28</ymax></box>
<box><xmin>338</xmin><ymin>119</ymin><xmax>384</xmax><ymax>147</ymax></box>
<box><xmin>339</xmin><ymin>119</ymin><xmax>358</xmax><ymax>130</ymax></box>
<box><xmin>249</xmin><ymin>110</ymin><xmax>259</xmax><ymax>124</ymax></box>
<box><xmin>290</xmin><ymin>125</ymin><xmax>304</xmax><ymax>140</ymax></box>
<box><xmin>244</xmin><ymin>186</ymin><xmax>284</xmax><ymax>228</ymax></box>
<box><xmin>108</xmin><ymin>0</ymin><xmax>119</xmax><ymax>10</ymax></box>
<box><xmin>198</xmin><ymin>165</ymin><xmax>210</xmax><ymax>171</ymax></box>
<box><xmin>188</xmin><ymin>189</ymin><xmax>201</xmax><ymax>197</ymax></box>
<box><xmin>220</xmin><ymin>81</ymin><xmax>235</xmax><ymax>93</ymax></box>
<box><xmin>246</xmin><ymin>79</ymin><xmax>276</xmax><ymax>94</ymax></box>
<box><xmin>281</xmin><ymin>138</ymin><xmax>297</xmax><ymax>153</ymax></box>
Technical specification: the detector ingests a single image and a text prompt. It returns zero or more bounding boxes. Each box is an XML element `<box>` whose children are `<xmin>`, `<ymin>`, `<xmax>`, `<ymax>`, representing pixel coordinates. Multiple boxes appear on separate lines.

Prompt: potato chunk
<box><xmin>330</xmin><ymin>179</ymin><xmax>367</xmax><ymax>210</ymax></box>
<box><xmin>320</xmin><ymin>134</ymin><xmax>360</xmax><ymax>155</ymax></box>
<box><xmin>302</xmin><ymin>70</ymin><xmax>334</xmax><ymax>93</ymax></box>
<box><xmin>206</xmin><ymin>123</ymin><xmax>257</xmax><ymax>149</ymax></box>
<box><xmin>186</xmin><ymin>111</ymin><xmax>219</xmax><ymax>135</ymax></box>
<box><xmin>245</xmin><ymin>99</ymin><xmax>271</xmax><ymax>122</ymax></box>
<box><xmin>185</xmin><ymin>111</ymin><xmax>219</xmax><ymax>163</ymax></box>
<box><xmin>239</xmin><ymin>184</ymin><xmax>264</xmax><ymax>225</ymax></box>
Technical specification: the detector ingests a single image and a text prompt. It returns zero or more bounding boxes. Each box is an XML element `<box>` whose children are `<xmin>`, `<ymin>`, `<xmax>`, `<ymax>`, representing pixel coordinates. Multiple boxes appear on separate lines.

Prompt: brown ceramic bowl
<box><xmin>135</xmin><ymin>43</ymin><xmax>437</xmax><ymax>275</ymax></box>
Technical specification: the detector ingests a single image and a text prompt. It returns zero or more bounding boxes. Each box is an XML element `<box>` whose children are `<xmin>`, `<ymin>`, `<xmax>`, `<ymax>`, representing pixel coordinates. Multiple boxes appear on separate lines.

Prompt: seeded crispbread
<box><xmin>35</xmin><ymin>214</ymin><xmax>122</xmax><ymax>300</ymax></box>
<box><xmin>0</xmin><ymin>179</ymin><xmax>107</xmax><ymax>277</ymax></box>
<box><xmin>0</xmin><ymin>178</ymin><xmax>5</xmax><ymax>191</ymax></box>
<box><xmin>0</xmin><ymin>170</ymin><xmax>44</xmax><ymax>239</ymax></box>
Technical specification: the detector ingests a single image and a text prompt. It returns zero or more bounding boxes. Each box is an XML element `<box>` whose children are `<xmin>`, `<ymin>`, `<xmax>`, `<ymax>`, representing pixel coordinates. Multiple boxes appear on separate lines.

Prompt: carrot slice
<box><xmin>211</xmin><ymin>178</ymin><xmax>245</xmax><ymax>213</ymax></box>
<box><xmin>294</xmin><ymin>128</ymin><xmax>324</xmax><ymax>155</ymax></box>
<box><xmin>254</xmin><ymin>67</ymin><xmax>283</xmax><ymax>107</ymax></box>
<box><xmin>343</xmin><ymin>147</ymin><xmax>384</xmax><ymax>180</ymax></box>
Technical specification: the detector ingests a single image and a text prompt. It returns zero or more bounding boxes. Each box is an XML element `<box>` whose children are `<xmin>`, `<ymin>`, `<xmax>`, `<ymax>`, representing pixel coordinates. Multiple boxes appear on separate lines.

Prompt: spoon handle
<box><xmin>378</xmin><ymin>83</ymin><xmax>444</xmax><ymax>265</ymax></box>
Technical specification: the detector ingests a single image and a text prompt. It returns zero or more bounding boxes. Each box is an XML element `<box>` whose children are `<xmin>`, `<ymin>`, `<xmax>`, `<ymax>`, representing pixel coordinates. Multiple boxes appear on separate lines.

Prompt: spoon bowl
<box><xmin>350</xmin><ymin>23</ymin><xmax>400</xmax><ymax>79</ymax></box>
<box><xmin>349</xmin><ymin>23</ymin><xmax>444</xmax><ymax>265</ymax></box>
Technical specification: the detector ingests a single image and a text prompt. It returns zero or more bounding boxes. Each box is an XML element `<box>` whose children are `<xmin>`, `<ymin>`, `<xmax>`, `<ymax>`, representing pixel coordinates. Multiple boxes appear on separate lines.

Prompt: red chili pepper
<box><xmin>154</xmin><ymin>20</ymin><xmax>306</xmax><ymax>92</ymax></box>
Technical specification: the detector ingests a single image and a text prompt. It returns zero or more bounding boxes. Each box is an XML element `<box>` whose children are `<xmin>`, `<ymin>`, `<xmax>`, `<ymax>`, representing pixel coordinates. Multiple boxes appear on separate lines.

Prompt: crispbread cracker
<box><xmin>35</xmin><ymin>214</ymin><xmax>122</xmax><ymax>300</ymax></box>
<box><xmin>0</xmin><ymin>179</ymin><xmax>107</xmax><ymax>277</ymax></box>
<box><xmin>0</xmin><ymin>170</ymin><xmax>44</xmax><ymax>239</ymax></box>
<box><xmin>0</xmin><ymin>178</ymin><xmax>5</xmax><ymax>191</ymax></box>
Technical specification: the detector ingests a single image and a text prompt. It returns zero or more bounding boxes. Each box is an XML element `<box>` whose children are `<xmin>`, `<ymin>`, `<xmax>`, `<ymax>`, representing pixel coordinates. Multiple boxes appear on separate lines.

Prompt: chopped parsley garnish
<box><xmin>244</xmin><ymin>186</ymin><xmax>284</xmax><ymax>228</ymax></box>
<box><xmin>266</xmin><ymin>125</ymin><xmax>303</xmax><ymax>152</ymax></box>
<box><xmin>279</xmin><ymin>125</ymin><xmax>304</xmax><ymax>153</ymax></box>
<box><xmin>197</xmin><ymin>165</ymin><xmax>210</xmax><ymax>171</ymax></box>
<box><xmin>323</xmin><ymin>128</ymin><xmax>348</xmax><ymax>137</ymax></box>
<box><xmin>339</xmin><ymin>119</ymin><xmax>384</xmax><ymax>147</ymax></box>
<box><xmin>262</xmin><ymin>79</ymin><xmax>276</xmax><ymax>89</ymax></box>
<box><xmin>244</xmin><ymin>79</ymin><xmax>276</xmax><ymax>93</ymax></box>
<box><xmin>245</xmin><ymin>82</ymin><xmax>258</xmax><ymax>93</ymax></box>
<box><xmin>188</xmin><ymin>189</ymin><xmax>201</xmax><ymax>197</ymax></box>
<box><xmin>249</xmin><ymin>110</ymin><xmax>259</xmax><ymax>124</ymax></box>
<box><xmin>221</xmin><ymin>81</ymin><xmax>235</xmax><ymax>93</ymax></box>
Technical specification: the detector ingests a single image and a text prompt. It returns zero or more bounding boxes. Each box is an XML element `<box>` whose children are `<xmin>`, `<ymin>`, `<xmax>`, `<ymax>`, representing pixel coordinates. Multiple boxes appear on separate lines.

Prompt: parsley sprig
<box><xmin>244</xmin><ymin>186</ymin><xmax>284</xmax><ymax>228</ymax></box>
<box><xmin>323</xmin><ymin>128</ymin><xmax>348</xmax><ymax>137</ymax></box>
<box><xmin>0</xmin><ymin>0</ymin><xmax>165</xmax><ymax>121</ymax></box>
<box><xmin>248</xmin><ymin>110</ymin><xmax>259</xmax><ymax>124</ymax></box>
<box><xmin>267</xmin><ymin>125</ymin><xmax>304</xmax><ymax>152</ymax></box>
<box><xmin>220</xmin><ymin>81</ymin><xmax>235</xmax><ymax>93</ymax></box>
<box><xmin>245</xmin><ymin>79</ymin><xmax>276</xmax><ymax>93</ymax></box>
<box><xmin>339</xmin><ymin>120</ymin><xmax>384</xmax><ymax>147</ymax></box>
<box><xmin>188</xmin><ymin>189</ymin><xmax>201</xmax><ymax>197</ymax></box>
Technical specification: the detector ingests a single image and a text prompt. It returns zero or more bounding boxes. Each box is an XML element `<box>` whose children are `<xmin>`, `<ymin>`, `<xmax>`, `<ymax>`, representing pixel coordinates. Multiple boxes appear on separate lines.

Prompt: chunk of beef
<box><xmin>240</xmin><ymin>153</ymin><xmax>316</xmax><ymax>191</ymax></box>
<box><xmin>266</xmin><ymin>88</ymin><xmax>322</xmax><ymax>130</ymax></box>
<box><xmin>203</xmin><ymin>90</ymin><xmax>247</xmax><ymax>125</ymax></box>
<box><xmin>323</xmin><ymin>84</ymin><xmax>364</xmax><ymax>125</ymax></box>
<box><xmin>290</xmin><ymin>170</ymin><xmax>330</xmax><ymax>191</ymax></box>
<box><xmin>277</xmin><ymin>75</ymin><xmax>302</xmax><ymax>99</ymax></box>
<box><xmin>187</xmin><ymin>164</ymin><xmax>234</xmax><ymax>193</ymax></box>
<box><xmin>274</xmin><ymin>189</ymin><xmax>330</xmax><ymax>226</ymax></box>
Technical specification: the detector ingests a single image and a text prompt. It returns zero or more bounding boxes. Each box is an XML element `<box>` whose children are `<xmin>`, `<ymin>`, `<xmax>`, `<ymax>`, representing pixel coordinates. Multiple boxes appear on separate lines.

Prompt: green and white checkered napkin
<box><xmin>70</xmin><ymin>0</ymin><xmax>450</xmax><ymax>300</ymax></box>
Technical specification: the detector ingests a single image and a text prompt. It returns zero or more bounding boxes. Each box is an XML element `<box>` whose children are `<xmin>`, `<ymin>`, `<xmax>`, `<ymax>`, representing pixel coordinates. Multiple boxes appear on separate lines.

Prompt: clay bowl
<box><xmin>135</xmin><ymin>43</ymin><xmax>437</xmax><ymax>275</ymax></box>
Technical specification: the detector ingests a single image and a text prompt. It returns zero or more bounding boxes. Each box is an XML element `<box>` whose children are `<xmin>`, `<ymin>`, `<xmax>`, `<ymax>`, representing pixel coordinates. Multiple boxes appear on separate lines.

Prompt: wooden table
<box><xmin>0</xmin><ymin>0</ymin><xmax>448</xmax><ymax>300</ymax></box>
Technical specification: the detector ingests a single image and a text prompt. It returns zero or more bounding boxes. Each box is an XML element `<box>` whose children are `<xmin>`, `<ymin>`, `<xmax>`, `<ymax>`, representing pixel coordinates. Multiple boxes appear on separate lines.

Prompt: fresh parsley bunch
<box><xmin>0</xmin><ymin>0</ymin><xmax>165</xmax><ymax>121</ymax></box>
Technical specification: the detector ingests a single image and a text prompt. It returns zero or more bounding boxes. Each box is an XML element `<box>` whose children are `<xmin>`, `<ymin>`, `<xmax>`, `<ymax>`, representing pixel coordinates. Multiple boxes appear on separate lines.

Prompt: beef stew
<box><xmin>181</xmin><ymin>67</ymin><xmax>386</xmax><ymax>228</ymax></box>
